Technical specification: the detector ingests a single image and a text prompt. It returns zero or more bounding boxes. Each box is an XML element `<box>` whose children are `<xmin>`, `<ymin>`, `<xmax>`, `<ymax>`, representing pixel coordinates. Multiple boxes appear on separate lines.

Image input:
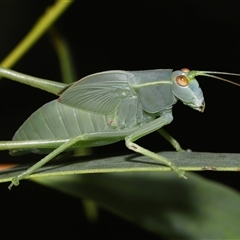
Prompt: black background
<box><xmin>0</xmin><ymin>1</ymin><xmax>240</xmax><ymax>239</ymax></box>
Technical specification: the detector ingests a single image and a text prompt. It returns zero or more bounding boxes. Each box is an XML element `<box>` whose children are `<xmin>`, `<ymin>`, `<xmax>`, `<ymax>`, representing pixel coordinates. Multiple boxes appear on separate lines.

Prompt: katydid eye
<box><xmin>181</xmin><ymin>68</ymin><xmax>190</xmax><ymax>73</ymax></box>
<box><xmin>176</xmin><ymin>75</ymin><xmax>189</xmax><ymax>86</ymax></box>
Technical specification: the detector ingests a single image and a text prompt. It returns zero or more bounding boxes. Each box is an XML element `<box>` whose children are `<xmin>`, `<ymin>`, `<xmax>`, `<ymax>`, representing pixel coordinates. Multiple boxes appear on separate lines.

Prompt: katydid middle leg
<box><xmin>125</xmin><ymin>112</ymin><xmax>187</xmax><ymax>179</ymax></box>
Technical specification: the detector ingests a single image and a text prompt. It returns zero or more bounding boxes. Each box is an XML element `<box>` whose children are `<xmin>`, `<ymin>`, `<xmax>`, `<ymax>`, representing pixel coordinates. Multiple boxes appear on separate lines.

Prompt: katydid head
<box><xmin>172</xmin><ymin>68</ymin><xmax>240</xmax><ymax>113</ymax></box>
<box><xmin>171</xmin><ymin>68</ymin><xmax>205</xmax><ymax>112</ymax></box>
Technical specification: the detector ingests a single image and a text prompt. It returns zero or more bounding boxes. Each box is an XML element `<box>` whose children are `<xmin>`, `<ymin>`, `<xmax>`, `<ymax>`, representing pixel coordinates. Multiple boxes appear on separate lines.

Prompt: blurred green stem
<box><xmin>49</xmin><ymin>27</ymin><xmax>77</xmax><ymax>84</ymax></box>
<box><xmin>0</xmin><ymin>0</ymin><xmax>73</xmax><ymax>68</ymax></box>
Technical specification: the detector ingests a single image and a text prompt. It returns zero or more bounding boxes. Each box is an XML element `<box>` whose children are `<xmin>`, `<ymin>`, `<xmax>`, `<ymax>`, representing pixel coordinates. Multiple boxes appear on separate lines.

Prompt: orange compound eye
<box><xmin>176</xmin><ymin>75</ymin><xmax>189</xmax><ymax>86</ymax></box>
<box><xmin>181</xmin><ymin>68</ymin><xmax>190</xmax><ymax>73</ymax></box>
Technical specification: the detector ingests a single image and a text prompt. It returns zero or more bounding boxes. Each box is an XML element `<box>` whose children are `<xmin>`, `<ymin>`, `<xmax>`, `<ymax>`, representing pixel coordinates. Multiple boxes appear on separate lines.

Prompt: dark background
<box><xmin>0</xmin><ymin>1</ymin><xmax>240</xmax><ymax>239</ymax></box>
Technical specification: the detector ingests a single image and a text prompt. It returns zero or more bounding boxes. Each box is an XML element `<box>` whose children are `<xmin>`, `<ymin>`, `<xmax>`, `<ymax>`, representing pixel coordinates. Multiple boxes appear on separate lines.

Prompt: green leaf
<box><xmin>0</xmin><ymin>151</ymin><xmax>240</xmax><ymax>183</ymax></box>
<box><xmin>33</xmin><ymin>172</ymin><xmax>240</xmax><ymax>239</ymax></box>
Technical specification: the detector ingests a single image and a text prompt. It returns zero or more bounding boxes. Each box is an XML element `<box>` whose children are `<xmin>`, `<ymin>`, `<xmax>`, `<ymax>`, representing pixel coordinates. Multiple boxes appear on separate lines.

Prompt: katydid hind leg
<box><xmin>0</xmin><ymin>67</ymin><xmax>67</xmax><ymax>95</ymax></box>
<box><xmin>8</xmin><ymin>135</ymin><xmax>90</xmax><ymax>189</ymax></box>
<box><xmin>8</xmin><ymin>129</ymin><xmax>137</xmax><ymax>188</ymax></box>
<box><xmin>125</xmin><ymin>113</ymin><xmax>187</xmax><ymax>179</ymax></box>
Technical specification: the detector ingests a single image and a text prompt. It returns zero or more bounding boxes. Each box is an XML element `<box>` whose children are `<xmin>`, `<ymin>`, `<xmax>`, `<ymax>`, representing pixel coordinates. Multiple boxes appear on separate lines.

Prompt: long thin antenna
<box><xmin>195</xmin><ymin>71</ymin><xmax>240</xmax><ymax>87</ymax></box>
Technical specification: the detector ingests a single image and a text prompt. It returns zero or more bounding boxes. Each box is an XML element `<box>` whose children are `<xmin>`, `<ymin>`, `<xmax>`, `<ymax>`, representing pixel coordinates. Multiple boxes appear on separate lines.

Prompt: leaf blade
<box><xmin>1</xmin><ymin>151</ymin><xmax>240</xmax><ymax>183</ymax></box>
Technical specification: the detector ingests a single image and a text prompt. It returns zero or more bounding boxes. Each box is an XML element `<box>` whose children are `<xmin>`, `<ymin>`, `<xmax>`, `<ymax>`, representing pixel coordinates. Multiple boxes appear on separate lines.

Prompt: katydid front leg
<box><xmin>125</xmin><ymin>112</ymin><xmax>187</xmax><ymax>179</ymax></box>
<box><xmin>157</xmin><ymin>129</ymin><xmax>185</xmax><ymax>152</ymax></box>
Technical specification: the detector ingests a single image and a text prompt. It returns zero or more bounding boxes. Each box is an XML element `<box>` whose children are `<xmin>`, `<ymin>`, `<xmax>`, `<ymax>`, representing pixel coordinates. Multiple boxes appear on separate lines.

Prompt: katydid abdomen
<box><xmin>11</xmin><ymin>99</ymin><xmax>152</xmax><ymax>155</ymax></box>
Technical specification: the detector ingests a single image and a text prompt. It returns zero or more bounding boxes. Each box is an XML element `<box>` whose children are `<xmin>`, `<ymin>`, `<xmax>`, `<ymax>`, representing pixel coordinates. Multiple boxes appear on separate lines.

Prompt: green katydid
<box><xmin>0</xmin><ymin>66</ymin><xmax>239</xmax><ymax>189</ymax></box>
